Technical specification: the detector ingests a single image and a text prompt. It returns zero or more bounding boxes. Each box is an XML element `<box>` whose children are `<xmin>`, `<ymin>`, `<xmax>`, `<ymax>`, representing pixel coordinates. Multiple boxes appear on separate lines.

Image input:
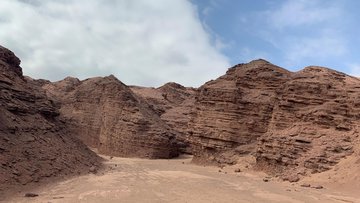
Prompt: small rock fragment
<box><xmin>300</xmin><ymin>184</ymin><xmax>311</xmax><ymax>187</ymax></box>
<box><xmin>285</xmin><ymin>175</ymin><xmax>300</xmax><ymax>183</ymax></box>
<box><xmin>89</xmin><ymin>166</ymin><xmax>97</xmax><ymax>174</ymax></box>
<box><xmin>312</xmin><ymin>185</ymin><xmax>323</xmax><ymax>189</ymax></box>
<box><xmin>25</xmin><ymin>193</ymin><xmax>39</xmax><ymax>197</ymax></box>
<box><xmin>234</xmin><ymin>168</ymin><xmax>241</xmax><ymax>173</ymax></box>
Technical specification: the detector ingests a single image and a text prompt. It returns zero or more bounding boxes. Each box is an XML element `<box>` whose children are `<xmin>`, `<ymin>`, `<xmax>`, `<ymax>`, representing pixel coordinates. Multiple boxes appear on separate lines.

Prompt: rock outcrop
<box><xmin>130</xmin><ymin>82</ymin><xmax>196</xmax><ymax>153</ymax></box>
<box><xmin>187</xmin><ymin>59</ymin><xmax>359</xmax><ymax>180</ymax></box>
<box><xmin>0</xmin><ymin>46</ymin><xmax>101</xmax><ymax>198</ymax></box>
<box><xmin>42</xmin><ymin>76</ymin><xmax>180</xmax><ymax>159</ymax></box>
<box><xmin>256</xmin><ymin>66</ymin><xmax>358</xmax><ymax>181</ymax></box>
<box><xmin>3</xmin><ymin>41</ymin><xmax>358</xmax><ymax>186</ymax></box>
<box><xmin>187</xmin><ymin>59</ymin><xmax>291</xmax><ymax>165</ymax></box>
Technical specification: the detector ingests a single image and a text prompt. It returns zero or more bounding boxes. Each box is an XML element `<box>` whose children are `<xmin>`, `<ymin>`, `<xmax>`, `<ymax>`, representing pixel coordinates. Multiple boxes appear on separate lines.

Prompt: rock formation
<box><xmin>41</xmin><ymin>76</ymin><xmax>180</xmax><ymax>159</ymax></box>
<box><xmin>256</xmin><ymin>66</ymin><xmax>358</xmax><ymax>181</ymax></box>
<box><xmin>2</xmin><ymin>43</ymin><xmax>359</xmax><ymax>187</ymax></box>
<box><xmin>0</xmin><ymin>46</ymin><xmax>101</xmax><ymax>198</ymax></box>
<box><xmin>187</xmin><ymin>59</ymin><xmax>359</xmax><ymax>180</ymax></box>
<box><xmin>130</xmin><ymin>82</ymin><xmax>196</xmax><ymax>153</ymax></box>
<box><xmin>187</xmin><ymin>59</ymin><xmax>291</xmax><ymax>165</ymax></box>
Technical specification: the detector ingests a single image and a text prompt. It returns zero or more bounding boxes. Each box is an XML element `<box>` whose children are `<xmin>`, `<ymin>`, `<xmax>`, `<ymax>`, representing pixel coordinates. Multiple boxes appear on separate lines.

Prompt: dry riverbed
<box><xmin>5</xmin><ymin>155</ymin><xmax>360</xmax><ymax>203</ymax></box>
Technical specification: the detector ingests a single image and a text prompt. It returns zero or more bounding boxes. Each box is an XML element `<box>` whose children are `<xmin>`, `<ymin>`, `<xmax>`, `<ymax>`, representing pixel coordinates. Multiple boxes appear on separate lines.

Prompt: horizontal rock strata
<box><xmin>0</xmin><ymin>46</ymin><xmax>101</xmax><ymax>198</ymax></box>
<box><xmin>42</xmin><ymin>76</ymin><xmax>180</xmax><ymax>158</ymax></box>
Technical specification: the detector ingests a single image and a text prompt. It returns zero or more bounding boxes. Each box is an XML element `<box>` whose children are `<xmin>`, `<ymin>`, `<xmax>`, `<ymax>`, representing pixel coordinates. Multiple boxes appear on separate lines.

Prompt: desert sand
<box><xmin>5</xmin><ymin>155</ymin><xmax>360</xmax><ymax>203</ymax></box>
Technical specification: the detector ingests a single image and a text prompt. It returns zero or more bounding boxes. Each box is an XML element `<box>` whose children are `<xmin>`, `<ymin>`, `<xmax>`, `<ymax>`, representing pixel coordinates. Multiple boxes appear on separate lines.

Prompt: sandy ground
<box><xmin>5</xmin><ymin>155</ymin><xmax>360</xmax><ymax>203</ymax></box>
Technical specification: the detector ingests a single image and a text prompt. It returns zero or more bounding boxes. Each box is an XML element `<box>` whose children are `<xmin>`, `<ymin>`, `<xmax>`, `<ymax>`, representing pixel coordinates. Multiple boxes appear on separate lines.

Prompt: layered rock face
<box><xmin>130</xmin><ymin>82</ymin><xmax>196</xmax><ymax>153</ymax></box>
<box><xmin>256</xmin><ymin>67</ymin><xmax>358</xmax><ymax>181</ymax></box>
<box><xmin>3</xmin><ymin>40</ymin><xmax>358</xmax><ymax>186</ymax></box>
<box><xmin>188</xmin><ymin>60</ymin><xmax>291</xmax><ymax>164</ymax></box>
<box><xmin>0</xmin><ymin>46</ymin><xmax>101</xmax><ymax>197</ymax></box>
<box><xmin>42</xmin><ymin>76</ymin><xmax>180</xmax><ymax>158</ymax></box>
<box><xmin>188</xmin><ymin>59</ymin><xmax>359</xmax><ymax>180</ymax></box>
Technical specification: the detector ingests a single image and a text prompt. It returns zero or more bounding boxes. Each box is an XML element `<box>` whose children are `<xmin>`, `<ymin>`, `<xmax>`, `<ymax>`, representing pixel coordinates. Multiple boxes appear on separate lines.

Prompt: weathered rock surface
<box><xmin>3</xmin><ymin>40</ymin><xmax>359</xmax><ymax>186</ymax></box>
<box><xmin>187</xmin><ymin>59</ymin><xmax>359</xmax><ymax>180</ymax></box>
<box><xmin>188</xmin><ymin>59</ymin><xmax>291</xmax><ymax>165</ymax></box>
<box><xmin>42</xmin><ymin>76</ymin><xmax>180</xmax><ymax>158</ymax></box>
<box><xmin>256</xmin><ymin>66</ymin><xmax>358</xmax><ymax>181</ymax></box>
<box><xmin>0</xmin><ymin>46</ymin><xmax>101</xmax><ymax>198</ymax></box>
<box><xmin>130</xmin><ymin>82</ymin><xmax>196</xmax><ymax>153</ymax></box>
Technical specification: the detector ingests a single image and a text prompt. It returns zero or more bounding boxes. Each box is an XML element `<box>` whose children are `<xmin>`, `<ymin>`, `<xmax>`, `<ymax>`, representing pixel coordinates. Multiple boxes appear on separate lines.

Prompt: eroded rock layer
<box><xmin>0</xmin><ymin>46</ymin><xmax>101</xmax><ymax>197</ymax></box>
<box><xmin>188</xmin><ymin>59</ymin><xmax>359</xmax><ymax>180</ymax></box>
<box><xmin>5</xmin><ymin>40</ymin><xmax>359</xmax><ymax>184</ymax></box>
<box><xmin>130</xmin><ymin>82</ymin><xmax>196</xmax><ymax>153</ymax></box>
<box><xmin>188</xmin><ymin>59</ymin><xmax>291</xmax><ymax>165</ymax></box>
<box><xmin>256</xmin><ymin>67</ymin><xmax>358</xmax><ymax>181</ymax></box>
<box><xmin>42</xmin><ymin>76</ymin><xmax>180</xmax><ymax>158</ymax></box>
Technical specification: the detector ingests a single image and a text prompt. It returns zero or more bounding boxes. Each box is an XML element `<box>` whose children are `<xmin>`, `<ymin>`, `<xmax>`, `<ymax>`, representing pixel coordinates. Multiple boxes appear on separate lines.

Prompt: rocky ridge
<box><xmin>187</xmin><ymin>60</ymin><xmax>292</xmax><ymax>165</ymax></box>
<box><xmin>187</xmin><ymin>60</ymin><xmax>359</xmax><ymax>181</ymax></box>
<box><xmin>130</xmin><ymin>82</ymin><xmax>196</xmax><ymax>153</ymax></box>
<box><xmin>0</xmin><ymin>46</ymin><xmax>101</xmax><ymax>198</ymax></box>
<box><xmin>256</xmin><ymin>66</ymin><xmax>359</xmax><ymax>181</ymax></box>
<box><xmin>41</xmin><ymin>76</ymin><xmax>180</xmax><ymax>159</ymax></box>
<box><xmin>42</xmin><ymin>58</ymin><xmax>360</xmax><ymax>181</ymax></box>
<box><xmin>2</xmin><ymin>43</ymin><xmax>359</xmax><ymax>187</ymax></box>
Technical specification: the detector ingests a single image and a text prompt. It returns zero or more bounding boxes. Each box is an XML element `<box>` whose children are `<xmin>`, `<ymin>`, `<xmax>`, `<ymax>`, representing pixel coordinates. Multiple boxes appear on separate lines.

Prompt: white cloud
<box><xmin>258</xmin><ymin>0</ymin><xmax>347</xmax><ymax>67</ymax></box>
<box><xmin>284</xmin><ymin>32</ymin><xmax>347</xmax><ymax>65</ymax></box>
<box><xmin>267</xmin><ymin>0</ymin><xmax>341</xmax><ymax>30</ymax></box>
<box><xmin>0</xmin><ymin>0</ymin><xmax>229</xmax><ymax>87</ymax></box>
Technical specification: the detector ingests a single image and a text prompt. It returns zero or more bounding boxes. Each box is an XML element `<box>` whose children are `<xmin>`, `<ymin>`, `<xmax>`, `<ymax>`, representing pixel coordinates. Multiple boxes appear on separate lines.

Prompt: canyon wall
<box><xmin>0</xmin><ymin>46</ymin><xmax>101</xmax><ymax>197</ymax></box>
<box><xmin>42</xmin><ymin>76</ymin><xmax>180</xmax><ymax>158</ymax></box>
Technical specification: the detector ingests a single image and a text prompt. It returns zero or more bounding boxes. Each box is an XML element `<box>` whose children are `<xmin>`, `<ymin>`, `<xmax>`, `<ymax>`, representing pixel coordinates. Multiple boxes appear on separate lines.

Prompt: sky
<box><xmin>0</xmin><ymin>0</ymin><xmax>359</xmax><ymax>87</ymax></box>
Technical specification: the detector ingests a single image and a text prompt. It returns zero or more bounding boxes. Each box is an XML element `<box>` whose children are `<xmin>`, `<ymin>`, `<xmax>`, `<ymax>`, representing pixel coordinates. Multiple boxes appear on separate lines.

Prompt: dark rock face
<box><xmin>0</xmin><ymin>46</ymin><xmax>101</xmax><ymax>198</ymax></box>
<box><xmin>42</xmin><ymin>76</ymin><xmax>180</xmax><ymax>159</ymax></box>
<box><xmin>0</xmin><ymin>46</ymin><xmax>22</xmax><ymax>77</ymax></box>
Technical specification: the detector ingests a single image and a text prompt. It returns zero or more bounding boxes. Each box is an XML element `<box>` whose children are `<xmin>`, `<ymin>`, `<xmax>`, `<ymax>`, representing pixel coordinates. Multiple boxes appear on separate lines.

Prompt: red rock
<box><xmin>188</xmin><ymin>59</ymin><xmax>291</xmax><ymax>165</ymax></box>
<box><xmin>130</xmin><ymin>82</ymin><xmax>196</xmax><ymax>154</ymax></box>
<box><xmin>41</xmin><ymin>76</ymin><xmax>180</xmax><ymax>159</ymax></box>
<box><xmin>0</xmin><ymin>46</ymin><xmax>101</xmax><ymax>199</ymax></box>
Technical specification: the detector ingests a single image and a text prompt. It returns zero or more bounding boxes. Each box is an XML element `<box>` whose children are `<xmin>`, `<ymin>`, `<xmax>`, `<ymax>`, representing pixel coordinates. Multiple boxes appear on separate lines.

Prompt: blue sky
<box><xmin>1</xmin><ymin>0</ymin><xmax>359</xmax><ymax>87</ymax></box>
<box><xmin>192</xmin><ymin>0</ymin><xmax>360</xmax><ymax>75</ymax></box>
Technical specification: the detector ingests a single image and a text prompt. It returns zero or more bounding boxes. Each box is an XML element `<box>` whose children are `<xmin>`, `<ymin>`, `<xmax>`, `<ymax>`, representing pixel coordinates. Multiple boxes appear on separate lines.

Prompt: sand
<box><xmin>5</xmin><ymin>155</ymin><xmax>360</xmax><ymax>203</ymax></box>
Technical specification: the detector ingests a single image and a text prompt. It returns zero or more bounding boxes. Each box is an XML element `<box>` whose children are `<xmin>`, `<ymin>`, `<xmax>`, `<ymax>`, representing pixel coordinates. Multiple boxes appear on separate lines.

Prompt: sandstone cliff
<box><xmin>4</xmin><ymin>40</ymin><xmax>359</xmax><ymax>185</ymax></box>
<box><xmin>0</xmin><ymin>46</ymin><xmax>101</xmax><ymax>198</ymax></box>
<box><xmin>256</xmin><ymin>66</ymin><xmax>358</xmax><ymax>181</ymax></box>
<box><xmin>42</xmin><ymin>76</ymin><xmax>180</xmax><ymax>158</ymax></box>
<box><xmin>188</xmin><ymin>59</ymin><xmax>291</xmax><ymax>165</ymax></box>
<box><xmin>187</xmin><ymin>59</ymin><xmax>359</xmax><ymax>181</ymax></box>
<box><xmin>130</xmin><ymin>82</ymin><xmax>196</xmax><ymax>153</ymax></box>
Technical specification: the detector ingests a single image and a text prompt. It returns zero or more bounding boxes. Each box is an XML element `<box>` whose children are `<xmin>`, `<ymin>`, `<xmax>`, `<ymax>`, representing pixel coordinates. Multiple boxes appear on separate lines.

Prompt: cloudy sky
<box><xmin>0</xmin><ymin>0</ymin><xmax>359</xmax><ymax>87</ymax></box>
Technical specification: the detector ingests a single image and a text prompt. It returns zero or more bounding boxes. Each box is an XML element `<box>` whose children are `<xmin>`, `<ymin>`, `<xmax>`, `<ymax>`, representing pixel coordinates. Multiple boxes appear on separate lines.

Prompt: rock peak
<box><xmin>0</xmin><ymin>45</ymin><xmax>22</xmax><ymax>76</ymax></box>
<box><xmin>249</xmin><ymin>58</ymin><xmax>270</xmax><ymax>64</ymax></box>
<box><xmin>159</xmin><ymin>82</ymin><xmax>186</xmax><ymax>90</ymax></box>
